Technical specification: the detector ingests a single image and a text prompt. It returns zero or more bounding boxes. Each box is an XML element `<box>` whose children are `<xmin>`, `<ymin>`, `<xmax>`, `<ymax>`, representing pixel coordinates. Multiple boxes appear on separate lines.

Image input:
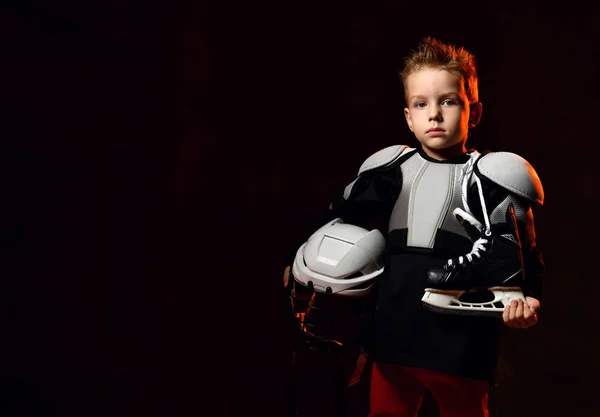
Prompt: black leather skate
<box><xmin>422</xmin><ymin>204</ymin><xmax>525</xmax><ymax>317</ymax></box>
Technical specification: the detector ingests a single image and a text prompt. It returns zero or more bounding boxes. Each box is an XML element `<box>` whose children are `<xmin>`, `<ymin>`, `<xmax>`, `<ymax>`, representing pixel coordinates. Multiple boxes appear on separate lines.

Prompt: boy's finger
<box><xmin>283</xmin><ymin>266</ymin><xmax>290</xmax><ymax>288</ymax></box>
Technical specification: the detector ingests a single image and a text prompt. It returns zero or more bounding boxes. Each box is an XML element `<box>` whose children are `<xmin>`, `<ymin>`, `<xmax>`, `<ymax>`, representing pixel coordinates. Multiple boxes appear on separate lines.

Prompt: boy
<box><xmin>283</xmin><ymin>37</ymin><xmax>544</xmax><ymax>417</ymax></box>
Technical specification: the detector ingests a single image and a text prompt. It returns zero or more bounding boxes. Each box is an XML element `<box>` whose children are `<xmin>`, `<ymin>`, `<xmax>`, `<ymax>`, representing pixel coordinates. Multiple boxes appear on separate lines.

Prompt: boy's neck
<box><xmin>420</xmin><ymin>143</ymin><xmax>468</xmax><ymax>161</ymax></box>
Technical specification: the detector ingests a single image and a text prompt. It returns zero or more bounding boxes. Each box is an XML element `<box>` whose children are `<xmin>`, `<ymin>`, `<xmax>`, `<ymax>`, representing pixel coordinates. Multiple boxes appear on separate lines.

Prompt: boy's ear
<box><xmin>404</xmin><ymin>108</ymin><xmax>414</xmax><ymax>132</ymax></box>
<box><xmin>468</xmin><ymin>102</ymin><xmax>483</xmax><ymax>128</ymax></box>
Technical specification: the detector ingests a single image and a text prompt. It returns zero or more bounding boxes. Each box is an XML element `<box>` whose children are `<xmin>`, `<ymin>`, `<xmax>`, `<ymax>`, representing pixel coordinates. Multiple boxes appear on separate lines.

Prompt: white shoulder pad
<box><xmin>358</xmin><ymin>145</ymin><xmax>413</xmax><ymax>175</ymax></box>
<box><xmin>477</xmin><ymin>152</ymin><xmax>544</xmax><ymax>206</ymax></box>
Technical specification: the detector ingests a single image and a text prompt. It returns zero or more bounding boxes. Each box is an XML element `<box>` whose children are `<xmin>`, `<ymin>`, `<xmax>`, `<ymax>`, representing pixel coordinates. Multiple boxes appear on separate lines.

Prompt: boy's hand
<box><xmin>502</xmin><ymin>296</ymin><xmax>540</xmax><ymax>329</ymax></box>
<box><xmin>283</xmin><ymin>266</ymin><xmax>291</xmax><ymax>288</ymax></box>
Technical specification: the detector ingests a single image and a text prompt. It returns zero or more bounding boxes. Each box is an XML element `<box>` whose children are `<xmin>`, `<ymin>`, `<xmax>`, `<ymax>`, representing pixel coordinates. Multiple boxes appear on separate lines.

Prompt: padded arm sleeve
<box><xmin>498</xmin><ymin>196</ymin><xmax>545</xmax><ymax>301</ymax></box>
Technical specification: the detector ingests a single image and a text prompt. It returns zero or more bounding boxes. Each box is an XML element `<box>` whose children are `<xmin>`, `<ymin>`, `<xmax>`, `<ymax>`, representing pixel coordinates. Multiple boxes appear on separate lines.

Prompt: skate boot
<box><xmin>421</xmin><ymin>204</ymin><xmax>525</xmax><ymax>317</ymax></box>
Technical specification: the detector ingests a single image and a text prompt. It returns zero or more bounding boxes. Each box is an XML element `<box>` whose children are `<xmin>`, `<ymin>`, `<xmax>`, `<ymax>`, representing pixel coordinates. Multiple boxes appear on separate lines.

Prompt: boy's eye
<box><xmin>442</xmin><ymin>99</ymin><xmax>456</xmax><ymax>106</ymax></box>
<box><xmin>415</xmin><ymin>102</ymin><xmax>426</xmax><ymax>108</ymax></box>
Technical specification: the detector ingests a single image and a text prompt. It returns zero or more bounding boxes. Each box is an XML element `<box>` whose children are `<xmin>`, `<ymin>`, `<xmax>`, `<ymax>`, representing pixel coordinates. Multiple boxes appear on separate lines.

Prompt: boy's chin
<box><xmin>421</xmin><ymin>138</ymin><xmax>465</xmax><ymax>150</ymax></box>
<box><xmin>420</xmin><ymin>141</ymin><xmax>467</xmax><ymax>159</ymax></box>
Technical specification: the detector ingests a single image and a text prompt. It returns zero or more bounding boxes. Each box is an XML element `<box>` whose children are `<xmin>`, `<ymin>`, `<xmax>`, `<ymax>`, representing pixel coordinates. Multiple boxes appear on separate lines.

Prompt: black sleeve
<box><xmin>518</xmin><ymin>210</ymin><xmax>545</xmax><ymax>301</ymax></box>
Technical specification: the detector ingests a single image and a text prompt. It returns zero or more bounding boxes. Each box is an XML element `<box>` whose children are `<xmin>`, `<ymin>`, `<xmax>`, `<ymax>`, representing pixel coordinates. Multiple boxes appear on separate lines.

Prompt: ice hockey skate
<box><xmin>421</xmin><ymin>205</ymin><xmax>526</xmax><ymax>317</ymax></box>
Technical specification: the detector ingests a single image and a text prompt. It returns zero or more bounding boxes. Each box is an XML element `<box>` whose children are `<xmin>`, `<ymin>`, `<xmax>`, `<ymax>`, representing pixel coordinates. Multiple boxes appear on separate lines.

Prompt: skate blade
<box><xmin>421</xmin><ymin>287</ymin><xmax>524</xmax><ymax>318</ymax></box>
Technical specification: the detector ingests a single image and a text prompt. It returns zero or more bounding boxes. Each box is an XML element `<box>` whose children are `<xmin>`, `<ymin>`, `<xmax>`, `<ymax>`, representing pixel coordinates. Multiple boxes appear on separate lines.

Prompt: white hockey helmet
<box><xmin>291</xmin><ymin>218</ymin><xmax>386</xmax><ymax>297</ymax></box>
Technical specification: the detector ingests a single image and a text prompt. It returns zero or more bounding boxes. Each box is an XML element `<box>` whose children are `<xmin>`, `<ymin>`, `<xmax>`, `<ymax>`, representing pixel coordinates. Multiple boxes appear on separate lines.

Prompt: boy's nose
<box><xmin>429</xmin><ymin>107</ymin><xmax>442</xmax><ymax>121</ymax></box>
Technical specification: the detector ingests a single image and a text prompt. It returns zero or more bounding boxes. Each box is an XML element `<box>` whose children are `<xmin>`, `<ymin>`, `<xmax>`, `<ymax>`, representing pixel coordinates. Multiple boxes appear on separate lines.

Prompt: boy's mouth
<box><xmin>426</xmin><ymin>128</ymin><xmax>446</xmax><ymax>136</ymax></box>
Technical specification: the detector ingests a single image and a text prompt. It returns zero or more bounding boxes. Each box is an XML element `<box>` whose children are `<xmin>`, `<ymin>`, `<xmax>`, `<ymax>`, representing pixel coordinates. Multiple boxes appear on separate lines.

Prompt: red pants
<box><xmin>368</xmin><ymin>361</ymin><xmax>489</xmax><ymax>417</ymax></box>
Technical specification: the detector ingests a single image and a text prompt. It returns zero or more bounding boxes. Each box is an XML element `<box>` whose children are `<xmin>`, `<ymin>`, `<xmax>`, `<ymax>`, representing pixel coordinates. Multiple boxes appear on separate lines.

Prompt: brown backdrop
<box><xmin>2</xmin><ymin>0</ymin><xmax>599</xmax><ymax>416</ymax></box>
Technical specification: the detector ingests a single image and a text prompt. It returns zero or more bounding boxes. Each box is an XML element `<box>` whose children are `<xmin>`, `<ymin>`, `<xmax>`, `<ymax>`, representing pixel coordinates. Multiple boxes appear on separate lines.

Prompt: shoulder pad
<box><xmin>358</xmin><ymin>145</ymin><xmax>413</xmax><ymax>175</ymax></box>
<box><xmin>477</xmin><ymin>152</ymin><xmax>544</xmax><ymax>206</ymax></box>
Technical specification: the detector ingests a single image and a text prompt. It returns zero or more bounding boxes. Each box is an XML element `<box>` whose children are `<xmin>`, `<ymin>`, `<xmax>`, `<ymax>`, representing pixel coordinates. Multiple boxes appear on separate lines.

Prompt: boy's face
<box><xmin>403</xmin><ymin>67</ymin><xmax>481</xmax><ymax>160</ymax></box>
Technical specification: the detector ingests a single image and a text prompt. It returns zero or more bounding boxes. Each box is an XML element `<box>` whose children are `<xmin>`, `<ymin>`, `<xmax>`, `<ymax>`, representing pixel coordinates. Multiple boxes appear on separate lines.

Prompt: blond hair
<box><xmin>400</xmin><ymin>37</ymin><xmax>479</xmax><ymax>104</ymax></box>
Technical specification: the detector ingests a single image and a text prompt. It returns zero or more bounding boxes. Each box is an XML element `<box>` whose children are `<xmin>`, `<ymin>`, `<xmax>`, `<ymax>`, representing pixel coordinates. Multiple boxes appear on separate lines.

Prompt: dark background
<box><xmin>2</xmin><ymin>0</ymin><xmax>599</xmax><ymax>416</ymax></box>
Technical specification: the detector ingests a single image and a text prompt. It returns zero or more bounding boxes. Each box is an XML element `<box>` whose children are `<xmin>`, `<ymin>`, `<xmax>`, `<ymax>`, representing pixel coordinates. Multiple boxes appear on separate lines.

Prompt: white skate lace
<box><xmin>460</xmin><ymin>152</ymin><xmax>492</xmax><ymax>236</ymax></box>
<box><xmin>459</xmin><ymin>152</ymin><xmax>478</xmax><ymax>213</ymax></box>
<box><xmin>447</xmin><ymin>237</ymin><xmax>490</xmax><ymax>269</ymax></box>
<box><xmin>442</xmin><ymin>152</ymin><xmax>494</xmax><ymax>272</ymax></box>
